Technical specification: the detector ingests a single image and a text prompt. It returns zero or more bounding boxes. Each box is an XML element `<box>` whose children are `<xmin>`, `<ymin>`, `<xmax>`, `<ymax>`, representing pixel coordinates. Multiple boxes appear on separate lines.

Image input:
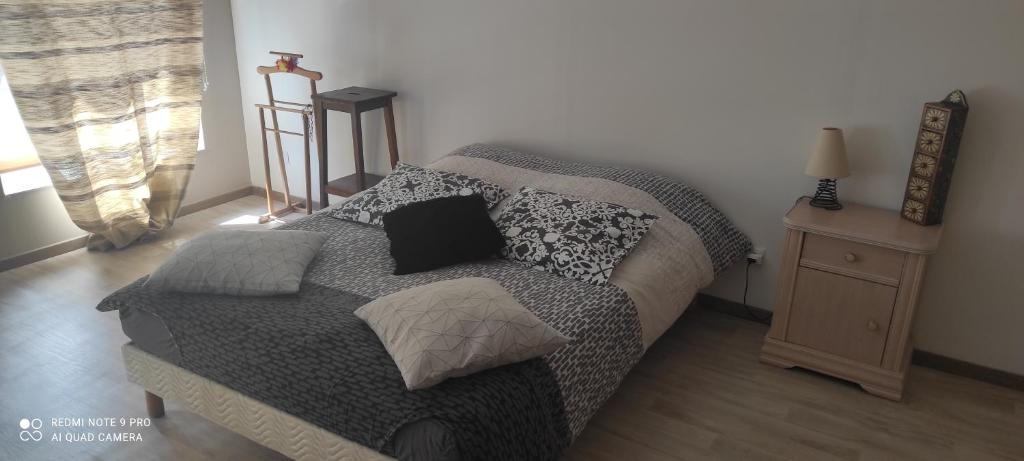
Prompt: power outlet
<box><xmin>746</xmin><ymin>247</ymin><xmax>766</xmax><ymax>265</ymax></box>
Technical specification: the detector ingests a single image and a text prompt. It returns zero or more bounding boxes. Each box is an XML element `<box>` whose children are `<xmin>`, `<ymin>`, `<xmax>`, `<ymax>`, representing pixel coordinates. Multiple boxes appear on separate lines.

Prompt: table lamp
<box><xmin>805</xmin><ymin>127</ymin><xmax>851</xmax><ymax>210</ymax></box>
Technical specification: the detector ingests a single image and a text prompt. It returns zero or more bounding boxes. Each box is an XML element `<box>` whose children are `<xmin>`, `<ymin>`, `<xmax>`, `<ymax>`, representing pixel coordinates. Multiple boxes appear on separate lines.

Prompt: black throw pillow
<box><xmin>381</xmin><ymin>194</ymin><xmax>506</xmax><ymax>275</ymax></box>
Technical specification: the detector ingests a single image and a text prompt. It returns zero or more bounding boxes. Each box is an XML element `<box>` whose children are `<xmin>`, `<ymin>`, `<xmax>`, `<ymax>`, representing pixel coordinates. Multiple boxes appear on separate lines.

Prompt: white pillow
<box><xmin>355</xmin><ymin>277</ymin><xmax>569</xmax><ymax>390</ymax></box>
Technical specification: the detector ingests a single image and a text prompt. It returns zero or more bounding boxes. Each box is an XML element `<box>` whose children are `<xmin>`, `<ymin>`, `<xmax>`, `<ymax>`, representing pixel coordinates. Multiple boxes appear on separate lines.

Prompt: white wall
<box><xmin>230</xmin><ymin>0</ymin><xmax>380</xmax><ymax>200</ymax></box>
<box><xmin>0</xmin><ymin>187</ymin><xmax>86</xmax><ymax>261</ymax></box>
<box><xmin>182</xmin><ymin>0</ymin><xmax>251</xmax><ymax>205</ymax></box>
<box><xmin>231</xmin><ymin>0</ymin><xmax>1024</xmax><ymax>374</ymax></box>
<box><xmin>0</xmin><ymin>0</ymin><xmax>248</xmax><ymax>262</ymax></box>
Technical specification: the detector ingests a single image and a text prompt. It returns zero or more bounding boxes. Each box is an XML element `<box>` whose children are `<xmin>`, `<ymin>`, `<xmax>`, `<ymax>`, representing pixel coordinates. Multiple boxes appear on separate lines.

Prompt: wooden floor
<box><xmin>1</xmin><ymin>196</ymin><xmax>1021</xmax><ymax>461</ymax></box>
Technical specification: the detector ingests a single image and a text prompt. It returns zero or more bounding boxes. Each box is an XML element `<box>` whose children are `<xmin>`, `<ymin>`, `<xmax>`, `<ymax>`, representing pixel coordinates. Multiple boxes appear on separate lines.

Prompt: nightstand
<box><xmin>760</xmin><ymin>198</ymin><xmax>942</xmax><ymax>400</ymax></box>
<box><xmin>312</xmin><ymin>87</ymin><xmax>400</xmax><ymax>208</ymax></box>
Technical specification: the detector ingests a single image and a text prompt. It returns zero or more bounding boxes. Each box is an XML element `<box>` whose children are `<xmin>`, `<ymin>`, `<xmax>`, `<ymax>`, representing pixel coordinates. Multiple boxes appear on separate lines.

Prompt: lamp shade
<box><xmin>805</xmin><ymin>127</ymin><xmax>850</xmax><ymax>179</ymax></box>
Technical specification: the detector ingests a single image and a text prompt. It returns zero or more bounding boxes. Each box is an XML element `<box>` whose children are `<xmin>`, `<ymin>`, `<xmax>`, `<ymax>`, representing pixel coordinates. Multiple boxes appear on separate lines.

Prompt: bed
<box><xmin>98</xmin><ymin>143</ymin><xmax>750</xmax><ymax>460</ymax></box>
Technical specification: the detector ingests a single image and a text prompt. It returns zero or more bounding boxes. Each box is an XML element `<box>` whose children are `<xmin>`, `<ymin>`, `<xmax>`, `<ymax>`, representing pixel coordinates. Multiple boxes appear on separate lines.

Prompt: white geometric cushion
<box><xmin>145</xmin><ymin>230</ymin><xmax>327</xmax><ymax>296</ymax></box>
<box><xmin>355</xmin><ymin>277</ymin><xmax>570</xmax><ymax>390</ymax></box>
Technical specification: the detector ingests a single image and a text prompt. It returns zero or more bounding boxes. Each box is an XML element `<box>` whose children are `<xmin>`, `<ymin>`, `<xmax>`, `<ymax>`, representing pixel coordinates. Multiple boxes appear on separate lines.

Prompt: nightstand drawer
<box><xmin>786</xmin><ymin>268</ymin><xmax>897</xmax><ymax>365</ymax></box>
<box><xmin>800</xmin><ymin>233</ymin><xmax>905</xmax><ymax>285</ymax></box>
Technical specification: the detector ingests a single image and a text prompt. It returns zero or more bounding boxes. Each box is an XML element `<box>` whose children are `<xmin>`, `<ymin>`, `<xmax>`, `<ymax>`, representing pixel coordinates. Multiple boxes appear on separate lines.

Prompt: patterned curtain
<box><xmin>0</xmin><ymin>0</ymin><xmax>204</xmax><ymax>250</ymax></box>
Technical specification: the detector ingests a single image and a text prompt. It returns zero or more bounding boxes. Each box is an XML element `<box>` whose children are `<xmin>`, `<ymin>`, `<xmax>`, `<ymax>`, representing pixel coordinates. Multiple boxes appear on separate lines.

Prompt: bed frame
<box><xmin>122</xmin><ymin>344</ymin><xmax>394</xmax><ymax>461</ymax></box>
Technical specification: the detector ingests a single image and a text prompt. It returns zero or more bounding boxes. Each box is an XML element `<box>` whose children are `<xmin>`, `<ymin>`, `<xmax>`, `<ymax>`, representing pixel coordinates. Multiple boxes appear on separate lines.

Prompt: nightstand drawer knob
<box><xmin>867</xmin><ymin>320</ymin><xmax>879</xmax><ymax>331</ymax></box>
<box><xmin>844</xmin><ymin>252</ymin><xmax>858</xmax><ymax>262</ymax></box>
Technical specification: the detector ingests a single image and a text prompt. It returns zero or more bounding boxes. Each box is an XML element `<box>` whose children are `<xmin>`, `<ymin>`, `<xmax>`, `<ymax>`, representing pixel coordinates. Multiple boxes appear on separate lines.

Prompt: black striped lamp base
<box><xmin>810</xmin><ymin>178</ymin><xmax>843</xmax><ymax>210</ymax></box>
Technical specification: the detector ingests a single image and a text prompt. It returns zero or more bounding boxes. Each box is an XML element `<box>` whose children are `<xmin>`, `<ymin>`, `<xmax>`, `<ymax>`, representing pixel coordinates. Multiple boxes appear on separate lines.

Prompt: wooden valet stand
<box><xmin>255</xmin><ymin>51</ymin><xmax>323</xmax><ymax>223</ymax></box>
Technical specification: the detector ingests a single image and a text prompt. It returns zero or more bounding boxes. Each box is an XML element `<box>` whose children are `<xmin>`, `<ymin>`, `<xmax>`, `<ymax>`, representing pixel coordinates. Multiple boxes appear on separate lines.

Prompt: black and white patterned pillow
<box><xmin>329</xmin><ymin>163</ymin><xmax>508</xmax><ymax>226</ymax></box>
<box><xmin>495</xmin><ymin>188</ymin><xmax>659</xmax><ymax>286</ymax></box>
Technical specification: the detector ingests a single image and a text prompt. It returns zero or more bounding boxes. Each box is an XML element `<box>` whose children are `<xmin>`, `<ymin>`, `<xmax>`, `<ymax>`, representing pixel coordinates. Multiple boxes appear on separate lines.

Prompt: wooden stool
<box><xmin>312</xmin><ymin>86</ymin><xmax>399</xmax><ymax>208</ymax></box>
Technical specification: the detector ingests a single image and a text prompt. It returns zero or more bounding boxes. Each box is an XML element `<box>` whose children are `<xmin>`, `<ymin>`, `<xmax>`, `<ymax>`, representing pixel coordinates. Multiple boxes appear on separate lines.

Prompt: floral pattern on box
<box><xmin>923</xmin><ymin>108</ymin><xmax>949</xmax><ymax>131</ymax></box>
<box><xmin>907</xmin><ymin>177</ymin><xmax>930</xmax><ymax>200</ymax></box>
<box><xmin>912</xmin><ymin>153</ymin><xmax>937</xmax><ymax>178</ymax></box>
<box><xmin>917</xmin><ymin>130</ymin><xmax>943</xmax><ymax>154</ymax></box>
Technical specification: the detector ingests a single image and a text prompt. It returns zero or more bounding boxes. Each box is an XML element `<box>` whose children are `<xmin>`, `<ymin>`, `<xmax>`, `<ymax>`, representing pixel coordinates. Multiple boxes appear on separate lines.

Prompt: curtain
<box><xmin>0</xmin><ymin>0</ymin><xmax>204</xmax><ymax>250</ymax></box>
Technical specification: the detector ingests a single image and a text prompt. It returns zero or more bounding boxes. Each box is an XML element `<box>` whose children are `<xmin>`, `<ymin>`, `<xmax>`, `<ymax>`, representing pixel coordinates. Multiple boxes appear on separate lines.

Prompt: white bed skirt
<box><xmin>122</xmin><ymin>344</ymin><xmax>395</xmax><ymax>461</ymax></box>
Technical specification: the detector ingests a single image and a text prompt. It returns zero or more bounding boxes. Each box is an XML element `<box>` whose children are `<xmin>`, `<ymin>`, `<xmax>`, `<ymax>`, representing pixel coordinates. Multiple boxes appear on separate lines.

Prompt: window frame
<box><xmin>1</xmin><ymin>63</ymin><xmax>47</xmax><ymax>198</ymax></box>
<box><xmin>0</xmin><ymin>156</ymin><xmax>41</xmax><ymax>174</ymax></box>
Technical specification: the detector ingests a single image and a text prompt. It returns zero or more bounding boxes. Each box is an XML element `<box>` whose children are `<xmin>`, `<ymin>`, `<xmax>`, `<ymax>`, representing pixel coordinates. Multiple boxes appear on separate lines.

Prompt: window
<box><xmin>0</xmin><ymin>65</ymin><xmax>204</xmax><ymax>197</ymax></box>
<box><xmin>0</xmin><ymin>63</ymin><xmax>50</xmax><ymax>196</ymax></box>
<box><xmin>198</xmin><ymin>119</ymin><xmax>205</xmax><ymax>152</ymax></box>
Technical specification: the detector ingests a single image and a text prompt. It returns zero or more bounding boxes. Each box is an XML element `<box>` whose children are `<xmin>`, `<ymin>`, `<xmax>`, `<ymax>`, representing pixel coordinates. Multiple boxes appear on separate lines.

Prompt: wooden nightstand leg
<box><xmin>145</xmin><ymin>391</ymin><xmax>165</xmax><ymax>418</ymax></box>
<box><xmin>860</xmin><ymin>383</ymin><xmax>903</xmax><ymax>401</ymax></box>
<box><xmin>350</xmin><ymin>110</ymin><xmax>365</xmax><ymax>191</ymax></box>
<box><xmin>759</xmin><ymin>341</ymin><xmax>797</xmax><ymax>369</ymax></box>
<box><xmin>383</xmin><ymin>100</ymin><xmax>399</xmax><ymax>168</ymax></box>
<box><xmin>760</xmin><ymin>354</ymin><xmax>797</xmax><ymax>369</ymax></box>
<box><xmin>314</xmin><ymin>101</ymin><xmax>329</xmax><ymax>209</ymax></box>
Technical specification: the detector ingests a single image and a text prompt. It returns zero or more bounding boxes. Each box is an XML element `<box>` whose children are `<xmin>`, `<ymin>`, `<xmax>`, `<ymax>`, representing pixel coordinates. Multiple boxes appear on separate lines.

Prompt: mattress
<box><xmin>102</xmin><ymin>143</ymin><xmax>750</xmax><ymax>460</ymax></box>
<box><xmin>121</xmin><ymin>343</ymin><xmax>395</xmax><ymax>461</ymax></box>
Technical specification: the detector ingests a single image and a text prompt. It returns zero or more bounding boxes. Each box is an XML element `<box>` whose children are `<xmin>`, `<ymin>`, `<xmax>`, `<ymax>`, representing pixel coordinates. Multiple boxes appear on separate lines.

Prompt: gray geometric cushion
<box><xmin>145</xmin><ymin>230</ymin><xmax>327</xmax><ymax>296</ymax></box>
<box><xmin>329</xmin><ymin>163</ymin><xmax>508</xmax><ymax>226</ymax></box>
<box><xmin>354</xmin><ymin>277</ymin><xmax>570</xmax><ymax>390</ymax></box>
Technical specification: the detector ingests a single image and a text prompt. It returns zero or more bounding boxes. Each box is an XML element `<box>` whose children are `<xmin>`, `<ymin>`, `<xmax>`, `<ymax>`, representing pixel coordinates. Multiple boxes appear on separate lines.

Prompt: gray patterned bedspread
<box><xmin>98</xmin><ymin>215</ymin><xmax>644</xmax><ymax>460</ymax></box>
<box><xmin>98</xmin><ymin>143</ymin><xmax>749</xmax><ymax>460</ymax></box>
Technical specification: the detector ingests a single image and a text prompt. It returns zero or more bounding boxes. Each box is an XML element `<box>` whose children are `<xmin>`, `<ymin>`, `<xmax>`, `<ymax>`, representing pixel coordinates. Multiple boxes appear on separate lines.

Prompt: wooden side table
<box><xmin>312</xmin><ymin>86</ymin><xmax>399</xmax><ymax>208</ymax></box>
<box><xmin>760</xmin><ymin>198</ymin><xmax>942</xmax><ymax>400</ymax></box>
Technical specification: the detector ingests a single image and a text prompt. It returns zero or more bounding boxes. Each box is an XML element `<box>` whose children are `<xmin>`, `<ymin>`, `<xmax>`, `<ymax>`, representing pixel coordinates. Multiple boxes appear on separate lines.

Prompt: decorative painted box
<box><xmin>900</xmin><ymin>90</ymin><xmax>969</xmax><ymax>225</ymax></box>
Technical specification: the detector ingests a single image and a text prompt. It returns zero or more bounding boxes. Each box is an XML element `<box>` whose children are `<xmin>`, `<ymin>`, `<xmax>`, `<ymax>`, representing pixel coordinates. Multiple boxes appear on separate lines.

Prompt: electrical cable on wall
<box><xmin>743</xmin><ymin>259</ymin><xmax>772</xmax><ymax>325</ymax></box>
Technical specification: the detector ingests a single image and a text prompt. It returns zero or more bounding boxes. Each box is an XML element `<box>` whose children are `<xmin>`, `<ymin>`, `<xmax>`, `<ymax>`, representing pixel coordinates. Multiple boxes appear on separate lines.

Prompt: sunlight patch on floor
<box><xmin>219</xmin><ymin>214</ymin><xmax>282</xmax><ymax>226</ymax></box>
